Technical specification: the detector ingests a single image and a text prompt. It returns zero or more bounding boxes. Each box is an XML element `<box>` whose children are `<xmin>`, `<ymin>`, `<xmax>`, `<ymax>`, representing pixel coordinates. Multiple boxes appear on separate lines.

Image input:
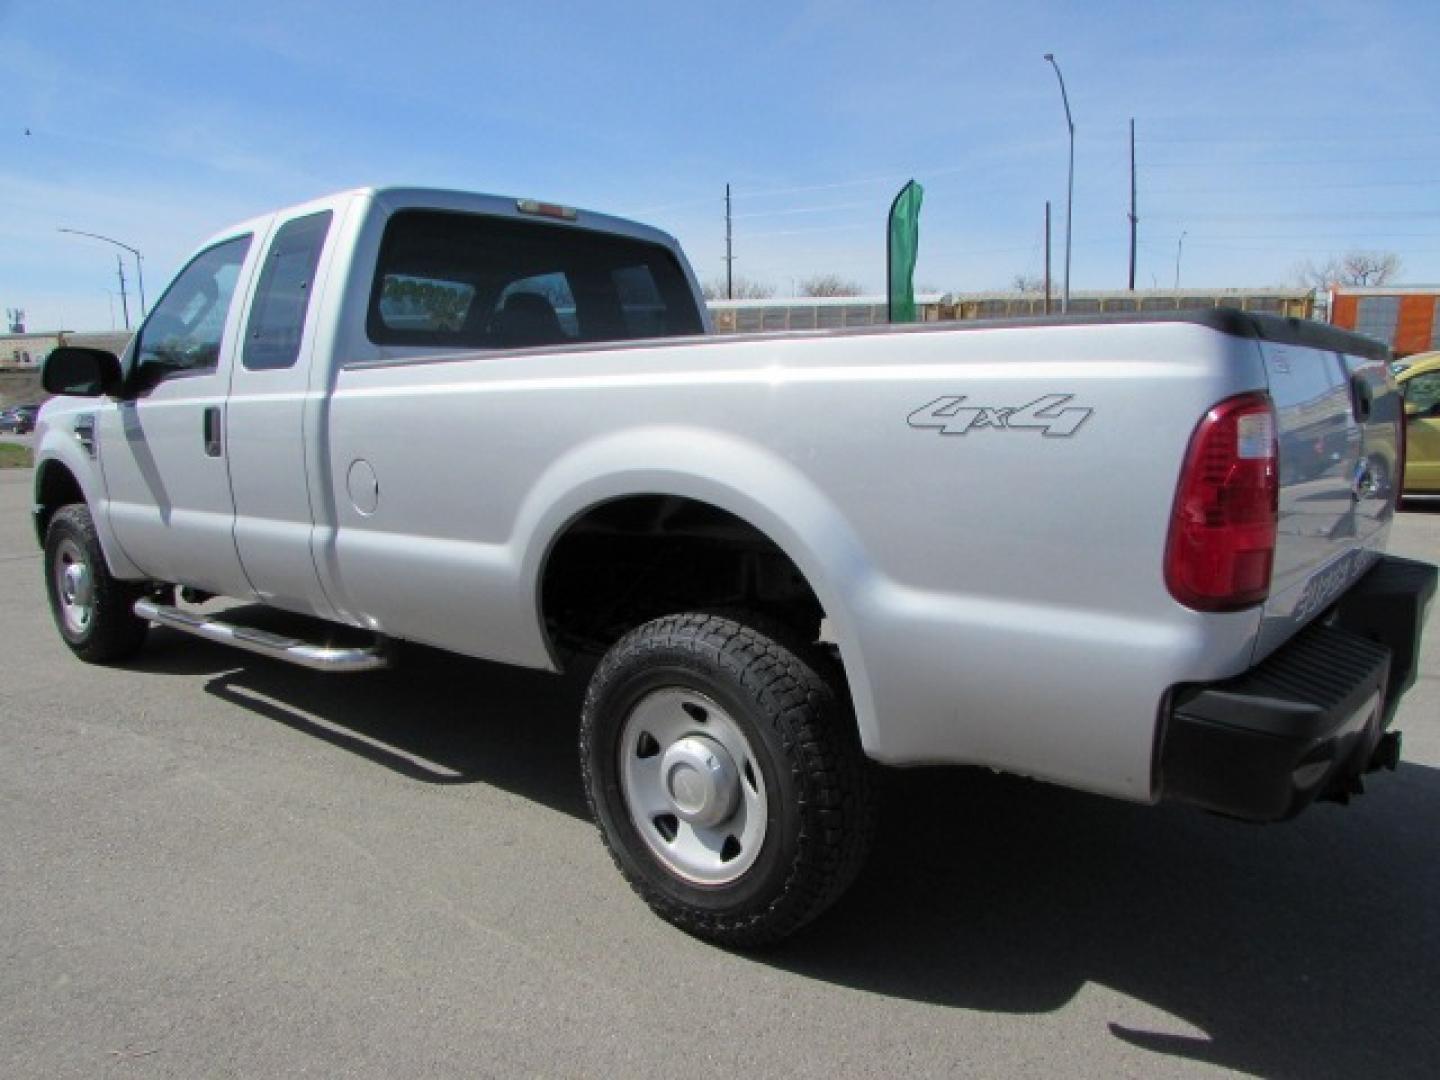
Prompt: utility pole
<box><xmin>1044</xmin><ymin>200</ymin><xmax>1052</xmax><ymax>315</ymax></box>
<box><xmin>1043</xmin><ymin>54</ymin><xmax>1074</xmax><ymax>313</ymax></box>
<box><xmin>724</xmin><ymin>183</ymin><xmax>734</xmax><ymax>300</ymax></box>
<box><xmin>1128</xmin><ymin>118</ymin><xmax>1137</xmax><ymax>291</ymax></box>
<box><xmin>115</xmin><ymin>254</ymin><xmax>131</xmax><ymax>330</ymax></box>
<box><xmin>1174</xmin><ymin>230</ymin><xmax>1187</xmax><ymax>291</ymax></box>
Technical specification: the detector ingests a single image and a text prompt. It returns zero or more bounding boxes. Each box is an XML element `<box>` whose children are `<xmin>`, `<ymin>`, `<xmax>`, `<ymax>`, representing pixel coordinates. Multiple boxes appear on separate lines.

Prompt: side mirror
<box><xmin>42</xmin><ymin>346</ymin><xmax>123</xmax><ymax>398</ymax></box>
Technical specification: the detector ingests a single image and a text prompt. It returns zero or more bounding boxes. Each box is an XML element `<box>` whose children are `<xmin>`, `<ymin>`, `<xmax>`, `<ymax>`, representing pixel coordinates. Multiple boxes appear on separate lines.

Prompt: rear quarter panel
<box><xmin>318</xmin><ymin>319</ymin><xmax>1267</xmax><ymax>802</ymax></box>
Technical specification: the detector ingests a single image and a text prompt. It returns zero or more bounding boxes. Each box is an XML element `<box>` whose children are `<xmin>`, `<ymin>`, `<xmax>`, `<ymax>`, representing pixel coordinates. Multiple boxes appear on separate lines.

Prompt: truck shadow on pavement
<box><xmin>129</xmin><ymin>615</ymin><xmax>1439</xmax><ymax>1078</ymax></box>
<box><xmin>131</xmin><ymin>616</ymin><xmax>592</xmax><ymax>817</ymax></box>
<box><xmin>773</xmin><ymin>762</ymin><xmax>1440</xmax><ymax>1078</ymax></box>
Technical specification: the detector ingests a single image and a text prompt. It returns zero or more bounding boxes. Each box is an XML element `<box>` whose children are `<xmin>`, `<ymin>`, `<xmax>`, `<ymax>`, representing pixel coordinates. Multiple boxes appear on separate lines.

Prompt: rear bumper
<box><xmin>1159</xmin><ymin>555</ymin><xmax>1436</xmax><ymax>822</ymax></box>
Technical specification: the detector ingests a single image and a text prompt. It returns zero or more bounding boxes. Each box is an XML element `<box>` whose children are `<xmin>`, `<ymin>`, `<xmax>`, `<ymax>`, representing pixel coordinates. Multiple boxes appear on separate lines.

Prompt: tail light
<box><xmin>1165</xmin><ymin>391</ymin><xmax>1278</xmax><ymax>611</ymax></box>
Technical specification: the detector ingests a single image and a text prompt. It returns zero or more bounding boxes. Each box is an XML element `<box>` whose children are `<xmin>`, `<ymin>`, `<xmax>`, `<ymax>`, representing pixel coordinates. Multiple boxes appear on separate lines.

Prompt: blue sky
<box><xmin>3</xmin><ymin>0</ymin><xmax>1439</xmax><ymax>330</ymax></box>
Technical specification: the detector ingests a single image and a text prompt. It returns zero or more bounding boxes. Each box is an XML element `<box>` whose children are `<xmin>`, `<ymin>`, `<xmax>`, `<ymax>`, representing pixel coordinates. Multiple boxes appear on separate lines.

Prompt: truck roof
<box><xmin>198</xmin><ymin>186</ymin><xmax>681</xmax><ymax>258</ymax></box>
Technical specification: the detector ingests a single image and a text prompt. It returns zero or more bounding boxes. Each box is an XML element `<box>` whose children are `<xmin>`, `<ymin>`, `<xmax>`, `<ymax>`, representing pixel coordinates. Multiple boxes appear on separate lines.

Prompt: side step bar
<box><xmin>134</xmin><ymin>599</ymin><xmax>390</xmax><ymax>673</ymax></box>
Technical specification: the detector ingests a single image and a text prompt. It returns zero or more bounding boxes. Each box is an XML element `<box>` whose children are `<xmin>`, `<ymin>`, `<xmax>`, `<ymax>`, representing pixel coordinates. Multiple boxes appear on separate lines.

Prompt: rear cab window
<box><xmin>366</xmin><ymin>210</ymin><xmax>703</xmax><ymax>351</ymax></box>
<box><xmin>243</xmin><ymin>211</ymin><xmax>333</xmax><ymax>371</ymax></box>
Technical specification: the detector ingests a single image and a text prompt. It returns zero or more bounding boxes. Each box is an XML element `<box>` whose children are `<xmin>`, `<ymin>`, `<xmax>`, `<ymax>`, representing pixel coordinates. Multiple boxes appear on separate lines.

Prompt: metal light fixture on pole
<box><xmin>1174</xmin><ymin>230</ymin><xmax>1187</xmax><ymax>291</ymax></box>
<box><xmin>1043</xmin><ymin>53</ymin><xmax>1074</xmax><ymax>314</ymax></box>
<box><xmin>57</xmin><ymin>227</ymin><xmax>147</xmax><ymax>318</ymax></box>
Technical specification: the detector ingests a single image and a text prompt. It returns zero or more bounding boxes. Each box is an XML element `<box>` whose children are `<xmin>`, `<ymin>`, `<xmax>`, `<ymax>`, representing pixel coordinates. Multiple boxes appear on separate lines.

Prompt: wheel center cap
<box><xmin>63</xmin><ymin>563</ymin><xmax>92</xmax><ymax>607</ymax></box>
<box><xmin>661</xmin><ymin>736</ymin><xmax>740</xmax><ymax>828</ymax></box>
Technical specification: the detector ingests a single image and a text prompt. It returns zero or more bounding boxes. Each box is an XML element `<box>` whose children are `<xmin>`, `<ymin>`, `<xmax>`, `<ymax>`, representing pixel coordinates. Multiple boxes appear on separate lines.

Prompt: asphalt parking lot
<box><xmin>2</xmin><ymin>464</ymin><xmax>1438</xmax><ymax>1079</ymax></box>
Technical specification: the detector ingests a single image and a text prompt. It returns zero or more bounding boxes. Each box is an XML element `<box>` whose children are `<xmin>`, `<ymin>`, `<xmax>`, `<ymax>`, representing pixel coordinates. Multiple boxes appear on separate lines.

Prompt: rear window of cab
<box><xmin>366</xmin><ymin>209</ymin><xmax>703</xmax><ymax>350</ymax></box>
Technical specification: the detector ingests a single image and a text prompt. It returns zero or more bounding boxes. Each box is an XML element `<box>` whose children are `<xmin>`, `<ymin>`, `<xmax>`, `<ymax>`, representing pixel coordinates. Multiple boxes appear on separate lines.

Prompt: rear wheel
<box><xmin>581</xmin><ymin>613</ymin><xmax>874</xmax><ymax>948</ymax></box>
<box><xmin>44</xmin><ymin>504</ymin><xmax>149</xmax><ymax>663</ymax></box>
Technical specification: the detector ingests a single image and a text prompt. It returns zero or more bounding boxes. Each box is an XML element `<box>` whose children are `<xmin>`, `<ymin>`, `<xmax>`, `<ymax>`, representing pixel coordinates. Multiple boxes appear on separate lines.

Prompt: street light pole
<box><xmin>1043</xmin><ymin>53</ymin><xmax>1075</xmax><ymax>314</ymax></box>
<box><xmin>57</xmin><ymin>227</ymin><xmax>147</xmax><ymax>318</ymax></box>
<box><xmin>1174</xmin><ymin>230</ymin><xmax>1187</xmax><ymax>291</ymax></box>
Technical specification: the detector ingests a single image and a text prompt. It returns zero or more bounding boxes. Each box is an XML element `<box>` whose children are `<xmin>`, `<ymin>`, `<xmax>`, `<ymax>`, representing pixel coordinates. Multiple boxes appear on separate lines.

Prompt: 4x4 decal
<box><xmin>907</xmin><ymin>394</ymin><xmax>1092</xmax><ymax>437</ymax></box>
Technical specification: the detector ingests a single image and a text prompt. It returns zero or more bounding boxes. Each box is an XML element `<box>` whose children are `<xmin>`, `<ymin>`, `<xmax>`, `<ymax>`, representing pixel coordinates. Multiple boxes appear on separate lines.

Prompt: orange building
<box><xmin>1329</xmin><ymin>286</ymin><xmax>1440</xmax><ymax>357</ymax></box>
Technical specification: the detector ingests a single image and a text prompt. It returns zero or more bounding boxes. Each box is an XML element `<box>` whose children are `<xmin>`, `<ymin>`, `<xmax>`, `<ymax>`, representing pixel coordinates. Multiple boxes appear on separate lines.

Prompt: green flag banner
<box><xmin>887</xmin><ymin>179</ymin><xmax>924</xmax><ymax>323</ymax></box>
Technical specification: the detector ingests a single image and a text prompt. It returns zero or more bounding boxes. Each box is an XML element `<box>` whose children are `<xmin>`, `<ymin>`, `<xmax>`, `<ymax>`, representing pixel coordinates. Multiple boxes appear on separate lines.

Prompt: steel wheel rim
<box><xmin>54</xmin><ymin>537</ymin><xmax>95</xmax><ymax>636</ymax></box>
<box><xmin>619</xmin><ymin>687</ymin><xmax>768</xmax><ymax>885</ymax></box>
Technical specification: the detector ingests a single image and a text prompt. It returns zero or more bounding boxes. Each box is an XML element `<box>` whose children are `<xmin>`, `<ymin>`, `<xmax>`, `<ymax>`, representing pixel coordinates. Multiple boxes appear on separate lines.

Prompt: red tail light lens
<box><xmin>1165</xmin><ymin>392</ymin><xmax>1278</xmax><ymax>611</ymax></box>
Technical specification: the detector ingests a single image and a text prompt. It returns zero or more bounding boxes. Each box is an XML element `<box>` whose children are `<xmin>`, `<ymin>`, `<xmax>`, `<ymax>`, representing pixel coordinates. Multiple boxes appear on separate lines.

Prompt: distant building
<box><xmin>1328</xmin><ymin>286</ymin><xmax>1440</xmax><ymax>357</ymax></box>
<box><xmin>708</xmin><ymin>294</ymin><xmax>948</xmax><ymax>333</ymax></box>
<box><xmin>0</xmin><ymin>330</ymin><xmax>135</xmax><ymax>370</ymax></box>
<box><xmin>64</xmin><ymin>331</ymin><xmax>135</xmax><ymax>357</ymax></box>
<box><xmin>0</xmin><ymin>331</ymin><xmax>63</xmax><ymax>368</ymax></box>
<box><xmin>707</xmin><ymin>288</ymin><xmax>1313</xmax><ymax>334</ymax></box>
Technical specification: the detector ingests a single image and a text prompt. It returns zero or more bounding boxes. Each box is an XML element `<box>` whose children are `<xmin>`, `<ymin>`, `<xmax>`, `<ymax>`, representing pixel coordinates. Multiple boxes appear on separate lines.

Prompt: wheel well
<box><xmin>541</xmin><ymin>495</ymin><xmax>826</xmax><ymax>659</ymax></box>
<box><xmin>34</xmin><ymin>460</ymin><xmax>85</xmax><ymax>544</ymax></box>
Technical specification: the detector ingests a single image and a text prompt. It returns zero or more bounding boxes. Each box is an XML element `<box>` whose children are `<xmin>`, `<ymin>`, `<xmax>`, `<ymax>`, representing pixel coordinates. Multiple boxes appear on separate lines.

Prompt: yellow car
<box><xmin>1398</xmin><ymin>351</ymin><xmax>1440</xmax><ymax>493</ymax></box>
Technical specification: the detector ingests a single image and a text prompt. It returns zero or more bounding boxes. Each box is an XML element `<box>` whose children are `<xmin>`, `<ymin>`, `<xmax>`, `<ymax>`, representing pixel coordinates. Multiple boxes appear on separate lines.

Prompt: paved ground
<box><xmin>2</xmin><ymin>467</ymin><xmax>1438</xmax><ymax>1079</ymax></box>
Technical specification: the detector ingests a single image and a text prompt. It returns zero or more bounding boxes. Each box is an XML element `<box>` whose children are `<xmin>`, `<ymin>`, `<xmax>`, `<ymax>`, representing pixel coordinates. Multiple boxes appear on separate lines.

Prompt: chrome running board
<box><xmin>133</xmin><ymin>599</ymin><xmax>390</xmax><ymax>673</ymax></box>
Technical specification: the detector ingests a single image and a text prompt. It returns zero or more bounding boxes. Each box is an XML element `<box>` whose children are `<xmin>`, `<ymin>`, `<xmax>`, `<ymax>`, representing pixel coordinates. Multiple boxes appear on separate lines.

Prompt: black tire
<box><xmin>581</xmin><ymin>613</ymin><xmax>875</xmax><ymax>948</ymax></box>
<box><xmin>43</xmin><ymin>504</ymin><xmax>150</xmax><ymax>663</ymax></box>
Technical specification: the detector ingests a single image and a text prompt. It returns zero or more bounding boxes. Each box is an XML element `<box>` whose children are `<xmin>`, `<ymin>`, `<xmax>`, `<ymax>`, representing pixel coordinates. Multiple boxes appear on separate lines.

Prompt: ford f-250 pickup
<box><xmin>34</xmin><ymin>187</ymin><xmax>1436</xmax><ymax>946</ymax></box>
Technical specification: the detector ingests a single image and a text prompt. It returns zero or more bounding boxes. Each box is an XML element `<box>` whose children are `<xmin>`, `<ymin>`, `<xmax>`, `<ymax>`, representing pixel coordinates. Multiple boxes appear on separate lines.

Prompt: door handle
<box><xmin>1349</xmin><ymin>373</ymin><xmax>1373</xmax><ymax>422</ymax></box>
<box><xmin>203</xmin><ymin>406</ymin><xmax>223</xmax><ymax>457</ymax></box>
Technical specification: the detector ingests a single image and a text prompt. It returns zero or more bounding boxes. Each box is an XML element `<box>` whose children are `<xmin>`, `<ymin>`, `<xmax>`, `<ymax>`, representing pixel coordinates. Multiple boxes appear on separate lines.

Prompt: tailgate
<box><xmin>1253</xmin><ymin>338</ymin><xmax>1403</xmax><ymax>660</ymax></box>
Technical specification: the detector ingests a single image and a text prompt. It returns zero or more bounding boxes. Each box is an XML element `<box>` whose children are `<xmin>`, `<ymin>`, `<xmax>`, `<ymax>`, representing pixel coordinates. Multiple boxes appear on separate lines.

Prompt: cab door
<box><xmin>1402</xmin><ymin>365</ymin><xmax>1440</xmax><ymax>492</ymax></box>
<box><xmin>225</xmin><ymin>204</ymin><xmax>344</xmax><ymax>619</ymax></box>
<box><xmin>99</xmin><ymin>231</ymin><xmax>263</xmax><ymax>597</ymax></box>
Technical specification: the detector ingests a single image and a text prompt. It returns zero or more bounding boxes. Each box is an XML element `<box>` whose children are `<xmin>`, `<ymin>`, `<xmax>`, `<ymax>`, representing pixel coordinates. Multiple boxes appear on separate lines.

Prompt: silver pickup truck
<box><xmin>34</xmin><ymin>187</ymin><xmax>1436</xmax><ymax>946</ymax></box>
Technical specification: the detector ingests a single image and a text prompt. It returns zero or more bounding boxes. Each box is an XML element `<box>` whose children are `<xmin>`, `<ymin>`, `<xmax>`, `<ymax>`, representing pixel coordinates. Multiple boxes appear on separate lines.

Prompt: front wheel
<box><xmin>581</xmin><ymin>613</ymin><xmax>875</xmax><ymax>948</ymax></box>
<box><xmin>44</xmin><ymin>504</ymin><xmax>150</xmax><ymax>663</ymax></box>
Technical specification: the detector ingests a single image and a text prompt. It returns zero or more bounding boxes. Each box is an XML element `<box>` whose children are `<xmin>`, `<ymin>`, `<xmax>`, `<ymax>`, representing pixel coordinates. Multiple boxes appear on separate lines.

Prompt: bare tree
<box><xmin>1009</xmin><ymin>274</ymin><xmax>1044</xmax><ymax>293</ymax></box>
<box><xmin>798</xmin><ymin>273</ymin><xmax>863</xmax><ymax>297</ymax></box>
<box><xmin>1293</xmin><ymin>251</ymin><xmax>1402</xmax><ymax>288</ymax></box>
<box><xmin>701</xmin><ymin>276</ymin><xmax>775</xmax><ymax>301</ymax></box>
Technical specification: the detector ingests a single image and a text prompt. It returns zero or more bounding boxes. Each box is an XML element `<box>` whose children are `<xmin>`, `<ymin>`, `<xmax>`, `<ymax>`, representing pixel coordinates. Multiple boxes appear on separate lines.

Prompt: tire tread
<box><xmin>581</xmin><ymin>612</ymin><xmax>875</xmax><ymax>948</ymax></box>
<box><xmin>44</xmin><ymin>504</ymin><xmax>149</xmax><ymax>664</ymax></box>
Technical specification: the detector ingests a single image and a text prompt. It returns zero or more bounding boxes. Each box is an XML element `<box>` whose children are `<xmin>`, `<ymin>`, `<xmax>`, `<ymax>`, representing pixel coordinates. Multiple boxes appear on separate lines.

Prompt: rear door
<box><xmin>1253</xmin><ymin>340</ymin><xmax>1400</xmax><ymax>658</ymax></box>
<box><xmin>225</xmin><ymin>200</ymin><xmax>346</xmax><ymax>619</ymax></box>
<box><xmin>1401</xmin><ymin>364</ymin><xmax>1440</xmax><ymax>491</ymax></box>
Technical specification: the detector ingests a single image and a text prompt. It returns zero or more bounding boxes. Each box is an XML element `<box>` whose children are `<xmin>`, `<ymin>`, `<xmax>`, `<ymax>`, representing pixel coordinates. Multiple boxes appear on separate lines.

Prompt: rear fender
<box><xmin>515</xmin><ymin>426</ymin><xmax>884</xmax><ymax>752</ymax></box>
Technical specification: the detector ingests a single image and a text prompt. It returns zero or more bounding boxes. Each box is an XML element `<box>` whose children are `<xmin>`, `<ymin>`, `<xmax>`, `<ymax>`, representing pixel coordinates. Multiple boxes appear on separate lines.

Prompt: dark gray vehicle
<box><xmin>0</xmin><ymin>404</ymin><xmax>39</xmax><ymax>434</ymax></box>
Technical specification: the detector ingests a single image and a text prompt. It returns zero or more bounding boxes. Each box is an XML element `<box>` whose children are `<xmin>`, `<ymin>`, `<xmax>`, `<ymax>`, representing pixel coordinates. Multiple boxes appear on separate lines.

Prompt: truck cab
<box><xmin>38</xmin><ymin>188</ymin><xmax>707</xmax><ymax>620</ymax></box>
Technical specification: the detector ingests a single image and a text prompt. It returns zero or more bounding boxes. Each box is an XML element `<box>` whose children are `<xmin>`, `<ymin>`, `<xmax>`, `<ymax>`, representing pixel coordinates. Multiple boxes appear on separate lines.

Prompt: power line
<box><xmin>739</xmin><ymin>224</ymin><xmax>869</xmax><ymax>240</ymax></box>
<box><xmin>1140</xmin><ymin>131</ymin><xmax>1440</xmax><ymax>145</ymax></box>
<box><xmin>732</xmin><ymin>202</ymin><xmax>869</xmax><ymax>220</ymax></box>
<box><xmin>1141</xmin><ymin>155</ymin><xmax>1440</xmax><ymax>168</ymax></box>
<box><xmin>1172</xmin><ymin>231</ymin><xmax>1440</xmax><ymax>241</ymax></box>
<box><xmin>1148</xmin><ymin>210</ymin><xmax>1440</xmax><ymax>222</ymax></box>
<box><xmin>1148</xmin><ymin>178</ymin><xmax>1440</xmax><ymax>194</ymax></box>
